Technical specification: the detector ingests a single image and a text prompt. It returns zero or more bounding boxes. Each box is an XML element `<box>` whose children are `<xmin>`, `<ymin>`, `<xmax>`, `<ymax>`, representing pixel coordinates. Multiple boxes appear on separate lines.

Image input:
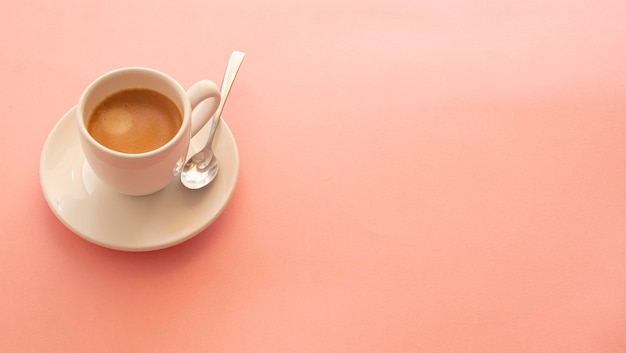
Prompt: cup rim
<box><xmin>76</xmin><ymin>66</ymin><xmax>191</xmax><ymax>159</ymax></box>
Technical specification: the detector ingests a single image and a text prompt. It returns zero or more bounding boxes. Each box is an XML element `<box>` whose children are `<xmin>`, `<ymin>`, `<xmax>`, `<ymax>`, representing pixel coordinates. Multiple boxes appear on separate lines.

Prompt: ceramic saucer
<box><xmin>40</xmin><ymin>107</ymin><xmax>239</xmax><ymax>251</ymax></box>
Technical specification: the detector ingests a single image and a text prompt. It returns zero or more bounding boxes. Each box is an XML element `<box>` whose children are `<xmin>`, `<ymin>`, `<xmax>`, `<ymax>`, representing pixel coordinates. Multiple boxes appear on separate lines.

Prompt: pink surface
<box><xmin>2</xmin><ymin>0</ymin><xmax>626</xmax><ymax>351</ymax></box>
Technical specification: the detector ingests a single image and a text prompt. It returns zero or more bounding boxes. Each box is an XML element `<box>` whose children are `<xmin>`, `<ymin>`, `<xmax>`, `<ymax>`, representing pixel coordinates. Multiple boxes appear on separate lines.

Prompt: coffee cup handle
<box><xmin>186</xmin><ymin>80</ymin><xmax>222</xmax><ymax>137</ymax></box>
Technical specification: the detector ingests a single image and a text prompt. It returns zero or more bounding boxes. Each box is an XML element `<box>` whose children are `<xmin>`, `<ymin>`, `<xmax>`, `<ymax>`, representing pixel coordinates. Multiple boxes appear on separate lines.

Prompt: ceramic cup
<box><xmin>77</xmin><ymin>67</ymin><xmax>221</xmax><ymax>196</ymax></box>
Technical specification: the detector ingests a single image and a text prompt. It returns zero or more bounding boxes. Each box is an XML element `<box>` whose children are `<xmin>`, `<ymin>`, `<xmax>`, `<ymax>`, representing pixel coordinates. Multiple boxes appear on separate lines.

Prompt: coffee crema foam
<box><xmin>87</xmin><ymin>89</ymin><xmax>182</xmax><ymax>154</ymax></box>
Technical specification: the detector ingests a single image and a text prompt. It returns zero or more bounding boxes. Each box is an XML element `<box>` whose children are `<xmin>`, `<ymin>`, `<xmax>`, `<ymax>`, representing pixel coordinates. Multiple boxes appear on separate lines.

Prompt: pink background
<box><xmin>2</xmin><ymin>0</ymin><xmax>626</xmax><ymax>351</ymax></box>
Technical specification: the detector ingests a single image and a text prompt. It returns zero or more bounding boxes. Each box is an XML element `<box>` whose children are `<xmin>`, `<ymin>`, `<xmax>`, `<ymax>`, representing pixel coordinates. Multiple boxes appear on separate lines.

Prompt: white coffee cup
<box><xmin>76</xmin><ymin>67</ymin><xmax>221</xmax><ymax>196</ymax></box>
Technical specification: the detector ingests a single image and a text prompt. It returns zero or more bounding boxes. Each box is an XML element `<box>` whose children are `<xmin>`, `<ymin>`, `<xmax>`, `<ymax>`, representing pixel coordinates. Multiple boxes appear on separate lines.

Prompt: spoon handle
<box><xmin>204</xmin><ymin>51</ymin><xmax>245</xmax><ymax>147</ymax></box>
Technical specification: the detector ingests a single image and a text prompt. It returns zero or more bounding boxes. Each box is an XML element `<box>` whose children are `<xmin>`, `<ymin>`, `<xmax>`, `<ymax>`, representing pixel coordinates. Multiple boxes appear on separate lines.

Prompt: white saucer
<box><xmin>40</xmin><ymin>107</ymin><xmax>239</xmax><ymax>251</ymax></box>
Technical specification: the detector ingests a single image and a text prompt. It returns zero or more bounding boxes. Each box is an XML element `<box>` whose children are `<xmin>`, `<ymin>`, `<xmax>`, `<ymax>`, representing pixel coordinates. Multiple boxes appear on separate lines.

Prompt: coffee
<box><xmin>87</xmin><ymin>88</ymin><xmax>182</xmax><ymax>154</ymax></box>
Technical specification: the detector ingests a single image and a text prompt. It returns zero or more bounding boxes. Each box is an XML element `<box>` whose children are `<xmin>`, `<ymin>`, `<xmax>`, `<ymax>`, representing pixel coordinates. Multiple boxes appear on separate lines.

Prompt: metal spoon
<box><xmin>181</xmin><ymin>51</ymin><xmax>245</xmax><ymax>189</ymax></box>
